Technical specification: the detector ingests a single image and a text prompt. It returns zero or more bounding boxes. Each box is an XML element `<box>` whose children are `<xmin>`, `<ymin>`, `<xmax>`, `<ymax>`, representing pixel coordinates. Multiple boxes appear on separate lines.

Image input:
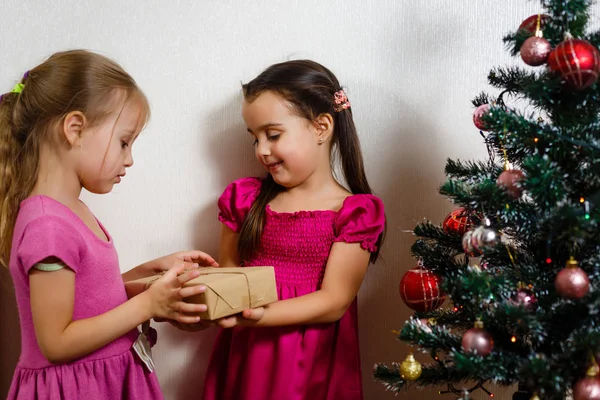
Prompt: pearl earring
<box><xmin>319</xmin><ymin>138</ymin><xmax>324</xmax><ymax>144</ymax></box>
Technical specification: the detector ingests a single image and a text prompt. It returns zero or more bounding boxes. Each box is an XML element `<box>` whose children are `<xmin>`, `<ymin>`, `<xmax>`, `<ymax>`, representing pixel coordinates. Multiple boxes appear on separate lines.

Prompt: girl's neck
<box><xmin>30</xmin><ymin>145</ymin><xmax>82</xmax><ymax>209</ymax></box>
<box><xmin>273</xmin><ymin>169</ymin><xmax>350</xmax><ymax>213</ymax></box>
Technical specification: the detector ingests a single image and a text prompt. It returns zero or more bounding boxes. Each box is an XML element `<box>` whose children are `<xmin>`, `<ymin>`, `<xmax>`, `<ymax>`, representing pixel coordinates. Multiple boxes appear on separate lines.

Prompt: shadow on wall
<box><xmin>353</xmin><ymin>82</ymin><xmax>452</xmax><ymax>399</ymax></box>
<box><xmin>158</xmin><ymin>93</ymin><xmax>264</xmax><ymax>400</ymax></box>
<box><xmin>0</xmin><ymin>267</ymin><xmax>20</xmax><ymax>398</ymax></box>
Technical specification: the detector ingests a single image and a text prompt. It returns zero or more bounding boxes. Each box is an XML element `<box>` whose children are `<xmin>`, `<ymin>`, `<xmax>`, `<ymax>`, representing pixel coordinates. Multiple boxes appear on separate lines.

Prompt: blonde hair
<box><xmin>0</xmin><ymin>50</ymin><xmax>150</xmax><ymax>267</ymax></box>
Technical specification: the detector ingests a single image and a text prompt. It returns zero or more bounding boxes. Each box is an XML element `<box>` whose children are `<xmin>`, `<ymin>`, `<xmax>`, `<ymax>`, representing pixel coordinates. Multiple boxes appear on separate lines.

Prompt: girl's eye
<box><xmin>267</xmin><ymin>134</ymin><xmax>280</xmax><ymax>141</ymax></box>
<box><xmin>121</xmin><ymin>141</ymin><xmax>129</xmax><ymax>149</ymax></box>
<box><xmin>252</xmin><ymin>138</ymin><xmax>258</xmax><ymax>146</ymax></box>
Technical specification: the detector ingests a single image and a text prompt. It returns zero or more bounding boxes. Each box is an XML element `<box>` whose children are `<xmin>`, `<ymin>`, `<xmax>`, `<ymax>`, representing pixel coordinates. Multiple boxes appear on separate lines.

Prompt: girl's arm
<box><xmin>217</xmin><ymin>240</ymin><xmax>370</xmax><ymax>328</ymax></box>
<box><xmin>121</xmin><ymin>250</ymin><xmax>219</xmax><ymax>282</ymax></box>
<box><xmin>218</xmin><ymin>225</ymin><xmax>241</xmax><ymax>268</ymax></box>
<box><xmin>30</xmin><ymin>262</ymin><xmax>207</xmax><ymax>364</ymax></box>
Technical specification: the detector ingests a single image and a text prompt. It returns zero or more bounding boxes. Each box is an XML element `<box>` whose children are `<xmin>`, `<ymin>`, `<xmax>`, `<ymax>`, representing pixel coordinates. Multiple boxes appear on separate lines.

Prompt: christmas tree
<box><xmin>375</xmin><ymin>1</ymin><xmax>600</xmax><ymax>400</ymax></box>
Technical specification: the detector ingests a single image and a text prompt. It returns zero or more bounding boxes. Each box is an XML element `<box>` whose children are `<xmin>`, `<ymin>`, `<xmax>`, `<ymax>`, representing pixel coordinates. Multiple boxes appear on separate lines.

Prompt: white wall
<box><xmin>3</xmin><ymin>1</ymin><xmax>598</xmax><ymax>399</ymax></box>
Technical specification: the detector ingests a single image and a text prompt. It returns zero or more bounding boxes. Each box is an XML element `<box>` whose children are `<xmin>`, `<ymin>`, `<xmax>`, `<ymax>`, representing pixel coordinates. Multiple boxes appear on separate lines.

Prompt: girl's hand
<box><xmin>215</xmin><ymin>307</ymin><xmax>265</xmax><ymax>328</ymax></box>
<box><xmin>166</xmin><ymin>319</ymin><xmax>215</xmax><ymax>332</ymax></box>
<box><xmin>123</xmin><ymin>250</ymin><xmax>219</xmax><ymax>281</ymax></box>
<box><xmin>144</xmin><ymin>262</ymin><xmax>208</xmax><ymax>324</ymax></box>
<box><xmin>145</xmin><ymin>250</ymin><xmax>219</xmax><ymax>274</ymax></box>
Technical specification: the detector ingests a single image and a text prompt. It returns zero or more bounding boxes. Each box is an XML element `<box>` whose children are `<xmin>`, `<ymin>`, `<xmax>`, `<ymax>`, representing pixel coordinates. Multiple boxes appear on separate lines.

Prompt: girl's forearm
<box><xmin>40</xmin><ymin>293</ymin><xmax>151</xmax><ymax>364</ymax></box>
<box><xmin>121</xmin><ymin>261</ymin><xmax>153</xmax><ymax>282</ymax></box>
<box><xmin>255</xmin><ymin>290</ymin><xmax>350</xmax><ymax>327</ymax></box>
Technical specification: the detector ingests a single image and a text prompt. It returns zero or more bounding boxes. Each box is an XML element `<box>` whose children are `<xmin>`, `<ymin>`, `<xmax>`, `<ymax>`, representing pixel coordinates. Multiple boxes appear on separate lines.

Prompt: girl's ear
<box><xmin>314</xmin><ymin>113</ymin><xmax>334</xmax><ymax>144</ymax></box>
<box><xmin>62</xmin><ymin>111</ymin><xmax>86</xmax><ymax>147</ymax></box>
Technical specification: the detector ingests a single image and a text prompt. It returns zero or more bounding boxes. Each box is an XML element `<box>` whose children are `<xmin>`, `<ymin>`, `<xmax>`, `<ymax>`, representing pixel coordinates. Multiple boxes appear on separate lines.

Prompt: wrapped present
<box><xmin>137</xmin><ymin>266</ymin><xmax>278</xmax><ymax>320</ymax></box>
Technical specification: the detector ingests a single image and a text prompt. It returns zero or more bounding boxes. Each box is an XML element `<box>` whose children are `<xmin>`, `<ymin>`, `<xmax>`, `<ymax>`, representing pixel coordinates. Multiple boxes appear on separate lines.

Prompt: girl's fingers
<box><xmin>182</xmin><ymin>261</ymin><xmax>200</xmax><ymax>270</ymax></box>
<box><xmin>242</xmin><ymin>307</ymin><xmax>264</xmax><ymax>320</ymax></box>
<box><xmin>178</xmin><ymin>284</ymin><xmax>206</xmax><ymax>299</ymax></box>
<box><xmin>175</xmin><ymin>268</ymin><xmax>201</xmax><ymax>287</ymax></box>
<box><xmin>175</xmin><ymin>314</ymin><xmax>202</xmax><ymax>324</ymax></box>
<box><xmin>190</xmin><ymin>251</ymin><xmax>219</xmax><ymax>267</ymax></box>
<box><xmin>177</xmin><ymin>301</ymin><xmax>207</xmax><ymax>314</ymax></box>
<box><xmin>161</xmin><ymin>262</ymin><xmax>186</xmax><ymax>284</ymax></box>
<box><xmin>216</xmin><ymin>316</ymin><xmax>238</xmax><ymax>328</ymax></box>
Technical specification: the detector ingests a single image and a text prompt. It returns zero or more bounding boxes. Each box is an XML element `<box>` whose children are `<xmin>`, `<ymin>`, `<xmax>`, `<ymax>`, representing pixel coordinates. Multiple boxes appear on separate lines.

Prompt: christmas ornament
<box><xmin>400</xmin><ymin>353</ymin><xmax>422</xmax><ymax>381</ymax></box>
<box><xmin>462</xmin><ymin>230</ymin><xmax>482</xmax><ymax>257</ymax></box>
<box><xmin>555</xmin><ymin>257</ymin><xmax>590</xmax><ymax>300</ymax></box>
<box><xmin>473</xmin><ymin>103</ymin><xmax>491</xmax><ymax>130</ymax></box>
<box><xmin>497</xmin><ymin>169</ymin><xmax>525</xmax><ymax>198</ymax></box>
<box><xmin>548</xmin><ymin>38</ymin><xmax>600</xmax><ymax>90</ymax></box>
<box><xmin>518</xmin><ymin>14</ymin><xmax>550</xmax><ymax>35</ymax></box>
<box><xmin>470</xmin><ymin>226</ymin><xmax>501</xmax><ymax>253</ymax></box>
<box><xmin>399</xmin><ymin>262</ymin><xmax>446</xmax><ymax>312</ymax></box>
<box><xmin>520</xmin><ymin>14</ymin><xmax>552</xmax><ymax>66</ymax></box>
<box><xmin>462</xmin><ymin>320</ymin><xmax>494</xmax><ymax>356</ymax></box>
<box><xmin>418</xmin><ymin>318</ymin><xmax>437</xmax><ymax>333</ymax></box>
<box><xmin>443</xmin><ymin>207</ymin><xmax>473</xmax><ymax>236</ymax></box>
<box><xmin>512</xmin><ymin>282</ymin><xmax>538</xmax><ymax>311</ymax></box>
<box><xmin>520</xmin><ymin>36</ymin><xmax>552</xmax><ymax>66</ymax></box>
<box><xmin>574</xmin><ymin>365</ymin><xmax>600</xmax><ymax>400</ymax></box>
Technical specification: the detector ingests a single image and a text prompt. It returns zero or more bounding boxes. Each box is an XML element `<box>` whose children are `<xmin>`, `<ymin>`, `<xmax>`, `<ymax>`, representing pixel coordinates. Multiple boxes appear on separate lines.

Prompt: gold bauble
<box><xmin>400</xmin><ymin>353</ymin><xmax>422</xmax><ymax>381</ymax></box>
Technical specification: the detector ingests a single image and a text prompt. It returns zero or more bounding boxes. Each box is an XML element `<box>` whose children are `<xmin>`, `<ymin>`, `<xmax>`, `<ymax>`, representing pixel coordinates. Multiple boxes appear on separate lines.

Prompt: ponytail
<box><xmin>0</xmin><ymin>75</ymin><xmax>39</xmax><ymax>268</ymax></box>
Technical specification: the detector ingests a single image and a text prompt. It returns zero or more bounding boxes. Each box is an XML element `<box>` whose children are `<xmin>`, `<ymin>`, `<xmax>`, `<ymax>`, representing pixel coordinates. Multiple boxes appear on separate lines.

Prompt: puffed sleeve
<box><xmin>334</xmin><ymin>194</ymin><xmax>385</xmax><ymax>252</ymax></box>
<box><xmin>217</xmin><ymin>177</ymin><xmax>263</xmax><ymax>232</ymax></box>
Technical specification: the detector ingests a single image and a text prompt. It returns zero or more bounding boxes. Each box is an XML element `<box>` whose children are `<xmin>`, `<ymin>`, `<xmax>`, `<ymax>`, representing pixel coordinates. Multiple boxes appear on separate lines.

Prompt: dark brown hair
<box><xmin>238</xmin><ymin>60</ymin><xmax>385</xmax><ymax>263</ymax></box>
<box><xmin>0</xmin><ymin>50</ymin><xmax>149</xmax><ymax>267</ymax></box>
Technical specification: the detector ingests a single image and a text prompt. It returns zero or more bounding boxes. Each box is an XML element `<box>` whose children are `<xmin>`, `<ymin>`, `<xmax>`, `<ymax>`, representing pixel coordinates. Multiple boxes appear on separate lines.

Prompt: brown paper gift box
<box><xmin>138</xmin><ymin>266</ymin><xmax>278</xmax><ymax>320</ymax></box>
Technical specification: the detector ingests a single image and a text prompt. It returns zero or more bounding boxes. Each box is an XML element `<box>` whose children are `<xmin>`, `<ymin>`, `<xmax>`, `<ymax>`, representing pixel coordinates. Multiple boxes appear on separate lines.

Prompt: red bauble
<box><xmin>443</xmin><ymin>207</ymin><xmax>472</xmax><ymax>236</ymax></box>
<box><xmin>518</xmin><ymin>14</ymin><xmax>551</xmax><ymax>35</ymax></box>
<box><xmin>574</xmin><ymin>369</ymin><xmax>600</xmax><ymax>400</ymax></box>
<box><xmin>555</xmin><ymin>258</ymin><xmax>589</xmax><ymax>300</ymax></box>
<box><xmin>520</xmin><ymin>36</ymin><xmax>552</xmax><ymax>66</ymax></box>
<box><xmin>473</xmin><ymin>104</ymin><xmax>491</xmax><ymax>130</ymax></box>
<box><xmin>548</xmin><ymin>39</ymin><xmax>600</xmax><ymax>90</ymax></box>
<box><xmin>462</xmin><ymin>321</ymin><xmax>494</xmax><ymax>356</ymax></box>
<box><xmin>399</xmin><ymin>267</ymin><xmax>446</xmax><ymax>312</ymax></box>
<box><xmin>497</xmin><ymin>169</ymin><xmax>525</xmax><ymax>198</ymax></box>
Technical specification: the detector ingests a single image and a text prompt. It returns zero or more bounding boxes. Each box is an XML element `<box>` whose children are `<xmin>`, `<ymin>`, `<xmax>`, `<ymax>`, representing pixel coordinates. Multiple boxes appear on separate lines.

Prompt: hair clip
<box><xmin>333</xmin><ymin>90</ymin><xmax>350</xmax><ymax>112</ymax></box>
<box><xmin>11</xmin><ymin>83</ymin><xmax>24</xmax><ymax>94</ymax></box>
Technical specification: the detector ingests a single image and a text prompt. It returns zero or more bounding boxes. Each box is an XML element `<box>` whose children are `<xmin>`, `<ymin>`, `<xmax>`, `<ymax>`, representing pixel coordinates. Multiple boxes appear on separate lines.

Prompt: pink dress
<box><xmin>8</xmin><ymin>195</ymin><xmax>162</xmax><ymax>400</ymax></box>
<box><xmin>203</xmin><ymin>177</ymin><xmax>385</xmax><ymax>400</ymax></box>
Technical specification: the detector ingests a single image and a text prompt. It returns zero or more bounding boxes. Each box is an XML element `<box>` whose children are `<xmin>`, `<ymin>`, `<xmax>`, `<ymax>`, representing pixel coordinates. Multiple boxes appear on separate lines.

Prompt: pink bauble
<box><xmin>473</xmin><ymin>104</ymin><xmax>491</xmax><ymax>130</ymax></box>
<box><xmin>555</xmin><ymin>265</ymin><xmax>589</xmax><ymax>300</ymax></box>
<box><xmin>462</xmin><ymin>326</ymin><xmax>494</xmax><ymax>356</ymax></box>
<box><xmin>574</xmin><ymin>376</ymin><xmax>600</xmax><ymax>400</ymax></box>
<box><xmin>497</xmin><ymin>169</ymin><xmax>525</xmax><ymax>198</ymax></box>
<box><xmin>520</xmin><ymin>36</ymin><xmax>552</xmax><ymax>66</ymax></box>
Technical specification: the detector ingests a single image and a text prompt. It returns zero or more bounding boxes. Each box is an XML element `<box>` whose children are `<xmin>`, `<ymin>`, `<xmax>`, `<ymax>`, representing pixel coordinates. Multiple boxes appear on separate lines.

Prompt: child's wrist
<box><xmin>137</xmin><ymin>290</ymin><xmax>155</xmax><ymax>321</ymax></box>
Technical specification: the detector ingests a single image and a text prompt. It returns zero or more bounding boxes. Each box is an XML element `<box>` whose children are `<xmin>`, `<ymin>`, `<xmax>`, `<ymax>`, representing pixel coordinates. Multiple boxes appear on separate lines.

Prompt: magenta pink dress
<box><xmin>203</xmin><ymin>177</ymin><xmax>385</xmax><ymax>400</ymax></box>
<box><xmin>8</xmin><ymin>195</ymin><xmax>162</xmax><ymax>400</ymax></box>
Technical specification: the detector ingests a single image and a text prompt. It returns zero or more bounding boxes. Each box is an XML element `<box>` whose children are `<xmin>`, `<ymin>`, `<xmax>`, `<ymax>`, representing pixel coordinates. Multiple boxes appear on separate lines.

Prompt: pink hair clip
<box><xmin>333</xmin><ymin>90</ymin><xmax>350</xmax><ymax>112</ymax></box>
